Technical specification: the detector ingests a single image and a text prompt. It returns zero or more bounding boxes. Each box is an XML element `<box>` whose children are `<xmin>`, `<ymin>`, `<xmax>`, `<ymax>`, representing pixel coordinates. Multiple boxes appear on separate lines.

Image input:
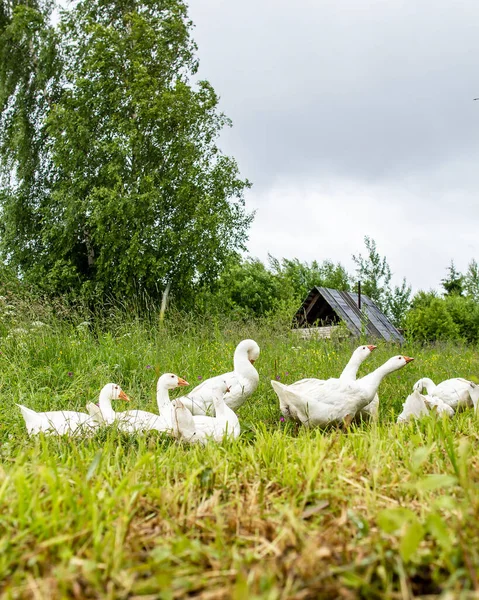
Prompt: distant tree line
<box><xmin>190</xmin><ymin>241</ymin><xmax>479</xmax><ymax>346</ymax></box>
<box><xmin>195</xmin><ymin>236</ymin><xmax>413</xmax><ymax>327</ymax></box>
<box><xmin>1</xmin><ymin>2</ymin><xmax>479</xmax><ymax>343</ymax></box>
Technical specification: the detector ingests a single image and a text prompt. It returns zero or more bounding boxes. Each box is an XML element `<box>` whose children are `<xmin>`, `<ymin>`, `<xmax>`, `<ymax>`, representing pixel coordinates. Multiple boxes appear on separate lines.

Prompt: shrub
<box><xmin>404</xmin><ymin>298</ymin><xmax>462</xmax><ymax>342</ymax></box>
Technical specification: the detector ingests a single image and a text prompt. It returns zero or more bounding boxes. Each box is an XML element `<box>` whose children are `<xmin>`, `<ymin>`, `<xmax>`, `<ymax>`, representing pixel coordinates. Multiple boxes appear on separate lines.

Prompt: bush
<box><xmin>405</xmin><ymin>293</ymin><xmax>479</xmax><ymax>343</ymax></box>
<box><xmin>405</xmin><ymin>298</ymin><xmax>462</xmax><ymax>342</ymax></box>
<box><xmin>442</xmin><ymin>295</ymin><xmax>479</xmax><ymax>343</ymax></box>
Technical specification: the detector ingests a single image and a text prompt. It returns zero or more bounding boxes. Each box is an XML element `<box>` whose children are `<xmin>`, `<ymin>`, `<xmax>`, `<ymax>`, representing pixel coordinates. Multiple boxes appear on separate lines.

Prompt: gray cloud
<box><xmin>188</xmin><ymin>0</ymin><xmax>479</xmax><ymax>291</ymax></box>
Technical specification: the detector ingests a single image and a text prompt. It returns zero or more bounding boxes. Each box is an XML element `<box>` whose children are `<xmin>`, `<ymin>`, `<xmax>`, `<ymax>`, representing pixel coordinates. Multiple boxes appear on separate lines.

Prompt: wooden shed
<box><xmin>293</xmin><ymin>286</ymin><xmax>404</xmax><ymax>343</ymax></box>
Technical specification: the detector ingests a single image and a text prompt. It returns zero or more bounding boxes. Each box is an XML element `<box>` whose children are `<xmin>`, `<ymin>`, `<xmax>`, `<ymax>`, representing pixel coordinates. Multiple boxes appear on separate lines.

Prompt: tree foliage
<box><xmin>210</xmin><ymin>257</ymin><xmax>282</xmax><ymax>317</ymax></box>
<box><xmin>441</xmin><ymin>261</ymin><xmax>464</xmax><ymax>297</ymax></box>
<box><xmin>404</xmin><ymin>297</ymin><xmax>461</xmax><ymax>342</ymax></box>
<box><xmin>196</xmin><ymin>255</ymin><xmax>351</xmax><ymax>318</ymax></box>
<box><xmin>352</xmin><ymin>236</ymin><xmax>411</xmax><ymax>326</ymax></box>
<box><xmin>405</xmin><ymin>291</ymin><xmax>479</xmax><ymax>343</ymax></box>
<box><xmin>0</xmin><ymin>0</ymin><xmax>60</xmax><ymax>269</ymax></box>
<box><xmin>0</xmin><ymin>0</ymin><xmax>252</xmax><ymax>304</ymax></box>
<box><xmin>269</xmin><ymin>256</ymin><xmax>350</xmax><ymax>303</ymax></box>
<box><xmin>463</xmin><ymin>259</ymin><xmax>479</xmax><ymax>302</ymax></box>
<box><xmin>385</xmin><ymin>277</ymin><xmax>412</xmax><ymax>328</ymax></box>
<box><xmin>352</xmin><ymin>236</ymin><xmax>392</xmax><ymax>310</ymax></box>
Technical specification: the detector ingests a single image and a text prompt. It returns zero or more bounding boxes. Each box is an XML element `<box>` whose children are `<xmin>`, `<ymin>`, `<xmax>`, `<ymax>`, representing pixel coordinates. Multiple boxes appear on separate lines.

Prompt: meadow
<box><xmin>1</xmin><ymin>301</ymin><xmax>479</xmax><ymax>599</ymax></box>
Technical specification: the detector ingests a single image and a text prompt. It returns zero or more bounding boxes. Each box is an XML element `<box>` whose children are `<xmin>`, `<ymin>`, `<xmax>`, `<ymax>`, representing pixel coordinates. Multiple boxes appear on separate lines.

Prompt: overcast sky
<box><xmin>188</xmin><ymin>0</ymin><xmax>479</xmax><ymax>291</ymax></box>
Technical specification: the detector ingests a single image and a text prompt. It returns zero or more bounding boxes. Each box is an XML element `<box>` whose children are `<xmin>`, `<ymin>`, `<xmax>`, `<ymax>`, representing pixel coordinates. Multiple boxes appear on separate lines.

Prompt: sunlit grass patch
<box><xmin>1</xmin><ymin>314</ymin><xmax>479</xmax><ymax>597</ymax></box>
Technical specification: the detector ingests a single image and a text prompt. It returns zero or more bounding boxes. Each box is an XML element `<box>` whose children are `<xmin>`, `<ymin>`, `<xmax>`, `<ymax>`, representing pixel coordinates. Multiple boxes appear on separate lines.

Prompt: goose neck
<box><xmin>212</xmin><ymin>395</ymin><xmax>226</xmax><ymax>418</ymax></box>
<box><xmin>359</xmin><ymin>363</ymin><xmax>393</xmax><ymax>397</ymax></box>
<box><xmin>339</xmin><ymin>354</ymin><xmax>362</xmax><ymax>381</ymax></box>
<box><xmin>421</xmin><ymin>378</ymin><xmax>436</xmax><ymax>394</ymax></box>
<box><xmin>98</xmin><ymin>389</ymin><xmax>116</xmax><ymax>423</ymax></box>
<box><xmin>234</xmin><ymin>353</ymin><xmax>258</xmax><ymax>380</ymax></box>
<box><xmin>156</xmin><ymin>385</ymin><xmax>171</xmax><ymax>414</ymax></box>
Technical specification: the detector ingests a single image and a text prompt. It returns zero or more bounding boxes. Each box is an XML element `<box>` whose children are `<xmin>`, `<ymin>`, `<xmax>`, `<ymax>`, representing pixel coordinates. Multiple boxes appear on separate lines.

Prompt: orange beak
<box><xmin>119</xmin><ymin>390</ymin><xmax>130</xmax><ymax>402</ymax></box>
<box><xmin>403</xmin><ymin>356</ymin><xmax>414</xmax><ymax>363</ymax></box>
<box><xmin>249</xmin><ymin>359</ymin><xmax>256</xmax><ymax>364</ymax></box>
<box><xmin>367</xmin><ymin>345</ymin><xmax>377</xmax><ymax>351</ymax></box>
<box><xmin>177</xmin><ymin>377</ymin><xmax>189</xmax><ymax>387</ymax></box>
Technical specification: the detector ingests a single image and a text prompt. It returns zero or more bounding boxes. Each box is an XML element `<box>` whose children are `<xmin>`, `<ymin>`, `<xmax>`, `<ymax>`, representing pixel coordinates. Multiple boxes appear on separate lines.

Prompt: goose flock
<box><xmin>16</xmin><ymin>339</ymin><xmax>478</xmax><ymax>442</ymax></box>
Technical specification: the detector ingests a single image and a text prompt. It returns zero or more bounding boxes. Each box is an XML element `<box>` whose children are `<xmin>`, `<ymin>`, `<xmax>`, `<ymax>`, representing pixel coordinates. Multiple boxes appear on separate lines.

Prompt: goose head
<box><xmin>235</xmin><ymin>339</ymin><xmax>260</xmax><ymax>364</ymax></box>
<box><xmin>383</xmin><ymin>355</ymin><xmax>414</xmax><ymax>373</ymax></box>
<box><xmin>413</xmin><ymin>377</ymin><xmax>435</xmax><ymax>394</ymax></box>
<box><xmin>96</xmin><ymin>383</ymin><xmax>129</xmax><ymax>423</ymax></box>
<box><xmin>352</xmin><ymin>344</ymin><xmax>377</xmax><ymax>361</ymax></box>
<box><xmin>157</xmin><ymin>373</ymin><xmax>189</xmax><ymax>391</ymax></box>
<box><xmin>102</xmin><ymin>383</ymin><xmax>130</xmax><ymax>402</ymax></box>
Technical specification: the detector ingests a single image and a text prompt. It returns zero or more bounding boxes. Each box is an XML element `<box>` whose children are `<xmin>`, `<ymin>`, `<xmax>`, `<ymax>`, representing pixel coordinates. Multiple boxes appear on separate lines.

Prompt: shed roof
<box><xmin>293</xmin><ymin>286</ymin><xmax>404</xmax><ymax>343</ymax></box>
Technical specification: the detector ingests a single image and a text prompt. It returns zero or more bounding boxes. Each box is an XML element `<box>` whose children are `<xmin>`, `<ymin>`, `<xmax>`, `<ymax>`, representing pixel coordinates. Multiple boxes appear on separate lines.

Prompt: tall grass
<box><xmin>1</xmin><ymin>298</ymin><xmax>479</xmax><ymax>598</ymax></box>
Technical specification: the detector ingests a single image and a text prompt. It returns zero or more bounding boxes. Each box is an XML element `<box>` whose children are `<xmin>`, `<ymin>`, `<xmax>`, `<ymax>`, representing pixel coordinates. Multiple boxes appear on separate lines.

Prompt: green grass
<box><xmin>1</xmin><ymin>308</ymin><xmax>479</xmax><ymax>598</ymax></box>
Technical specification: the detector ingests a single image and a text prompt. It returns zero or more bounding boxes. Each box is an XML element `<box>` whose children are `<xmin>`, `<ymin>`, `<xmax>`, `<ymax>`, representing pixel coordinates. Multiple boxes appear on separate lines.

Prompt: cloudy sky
<box><xmin>188</xmin><ymin>0</ymin><xmax>479</xmax><ymax>291</ymax></box>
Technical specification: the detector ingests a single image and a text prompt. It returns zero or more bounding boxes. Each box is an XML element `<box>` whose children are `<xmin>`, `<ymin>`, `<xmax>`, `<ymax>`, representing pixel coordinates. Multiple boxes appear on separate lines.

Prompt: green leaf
<box><xmin>426</xmin><ymin>513</ymin><xmax>452</xmax><ymax>550</ymax></box>
<box><xmin>198</xmin><ymin>467</ymin><xmax>215</xmax><ymax>493</ymax></box>
<box><xmin>399</xmin><ymin>522</ymin><xmax>424</xmax><ymax>562</ymax></box>
<box><xmin>433</xmin><ymin>495</ymin><xmax>458</xmax><ymax>510</ymax></box>
<box><xmin>232</xmin><ymin>572</ymin><xmax>249</xmax><ymax>600</ymax></box>
<box><xmin>377</xmin><ymin>508</ymin><xmax>417</xmax><ymax>534</ymax></box>
<box><xmin>86</xmin><ymin>450</ymin><xmax>102</xmax><ymax>481</ymax></box>
<box><xmin>410</xmin><ymin>446</ymin><xmax>432</xmax><ymax>471</ymax></box>
<box><xmin>415</xmin><ymin>475</ymin><xmax>457</xmax><ymax>492</ymax></box>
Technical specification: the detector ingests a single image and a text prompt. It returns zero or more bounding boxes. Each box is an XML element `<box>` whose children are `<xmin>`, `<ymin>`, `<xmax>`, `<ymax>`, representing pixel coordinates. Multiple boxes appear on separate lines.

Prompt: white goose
<box><xmin>178</xmin><ymin>339</ymin><xmax>260</xmax><ymax>415</ymax></box>
<box><xmin>413</xmin><ymin>377</ymin><xmax>479</xmax><ymax>411</ymax></box>
<box><xmin>275</xmin><ymin>345</ymin><xmax>378</xmax><ymax>419</ymax></box>
<box><xmin>88</xmin><ymin>373</ymin><xmax>189</xmax><ymax>432</ymax></box>
<box><xmin>421</xmin><ymin>394</ymin><xmax>455</xmax><ymax>417</ymax></box>
<box><xmin>271</xmin><ymin>355</ymin><xmax>414</xmax><ymax>428</ymax></box>
<box><xmin>18</xmin><ymin>383</ymin><xmax>129</xmax><ymax>436</ymax></box>
<box><xmin>171</xmin><ymin>381</ymin><xmax>240</xmax><ymax>444</ymax></box>
<box><xmin>397</xmin><ymin>390</ymin><xmax>454</xmax><ymax>422</ymax></box>
<box><xmin>397</xmin><ymin>390</ymin><xmax>430</xmax><ymax>422</ymax></box>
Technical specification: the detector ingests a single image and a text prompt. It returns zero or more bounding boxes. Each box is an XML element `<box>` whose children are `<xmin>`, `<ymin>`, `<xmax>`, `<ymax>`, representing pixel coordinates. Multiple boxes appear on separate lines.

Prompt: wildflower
<box><xmin>31</xmin><ymin>321</ymin><xmax>47</xmax><ymax>328</ymax></box>
<box><xmin>285</xmin><ymin>372</ymin><xmax>289</xmax><ymax>376</ymax></box>
<box><xmin>198</xmin><ymin>376</ymin><xmax>202</xmax><ymax>380</ymax></box>
<box><xmin>12</xmin><ymin>327</ymin><xmax>28</xmax><ymax>335</ymax></box>
<box><xmin>68</xmin><ymin>372</ymin><xmax>73</xmax><ymax>377</ymax></box>
<box><xmin>146</xmin><ymin>365</ymin><xmax>152</xmax><ymax>369</ymax></box>
<box><xmin>280</xmin><ymin>417</ymin><xmax>285</xmax><ymax>422</ymax></box>
<box><xmin>275</xmin><ymin>375</ymin><xmax>281</xmax><ymax>380</ymax></box>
